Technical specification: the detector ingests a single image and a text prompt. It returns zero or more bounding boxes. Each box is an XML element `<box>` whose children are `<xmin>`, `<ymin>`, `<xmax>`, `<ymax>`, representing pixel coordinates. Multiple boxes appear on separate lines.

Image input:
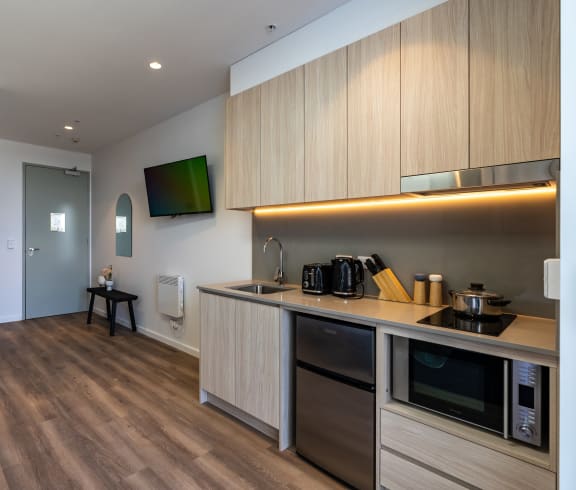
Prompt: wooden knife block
<box><xmin>372</xmin><ymin>270</ymin><xmax>412</xmax><ymax>303</ymax></box>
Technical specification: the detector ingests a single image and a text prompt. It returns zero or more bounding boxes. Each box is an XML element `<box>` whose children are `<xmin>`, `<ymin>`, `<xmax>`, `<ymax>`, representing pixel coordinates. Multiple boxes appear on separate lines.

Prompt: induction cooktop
<box><xmin>417</xmin><ymin>307</ymin><xmax>516</xmax><ymax>336</ymax></box>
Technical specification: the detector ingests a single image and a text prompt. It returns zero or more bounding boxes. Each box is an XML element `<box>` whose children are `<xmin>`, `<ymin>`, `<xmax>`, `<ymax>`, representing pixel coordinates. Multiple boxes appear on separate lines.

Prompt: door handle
<box><xmin>27</xmin><ymin>247</ymin><xmax>40</xmax><ymax>256</ymax></box>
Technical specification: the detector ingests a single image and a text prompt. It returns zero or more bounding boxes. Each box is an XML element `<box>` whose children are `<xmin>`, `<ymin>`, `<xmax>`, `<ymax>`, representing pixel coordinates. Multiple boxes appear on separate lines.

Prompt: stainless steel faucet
<box><xmin>263</xmin><ymin>236</ymin><xmax>285</xmax><ymax>285</ymax></box>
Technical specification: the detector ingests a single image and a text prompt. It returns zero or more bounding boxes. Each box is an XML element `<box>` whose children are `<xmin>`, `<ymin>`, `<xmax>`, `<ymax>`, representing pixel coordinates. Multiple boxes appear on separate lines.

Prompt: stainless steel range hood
<box><xmin>401</xmin><ymin>159</ymin><xmax>559</xmax><ymax>194</ymax></box>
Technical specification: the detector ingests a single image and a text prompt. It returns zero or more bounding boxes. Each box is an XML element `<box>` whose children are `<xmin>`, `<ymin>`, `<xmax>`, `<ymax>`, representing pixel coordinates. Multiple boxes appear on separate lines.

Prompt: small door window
<box><xmin>116</xmin><ymin>216</ymin><xmax>127</xmax><ymax>233</ymax></box>
<box><xmin>50</xmin><ymin>212</ymin><xmax>65</xmax><ymax>232</ymax></box>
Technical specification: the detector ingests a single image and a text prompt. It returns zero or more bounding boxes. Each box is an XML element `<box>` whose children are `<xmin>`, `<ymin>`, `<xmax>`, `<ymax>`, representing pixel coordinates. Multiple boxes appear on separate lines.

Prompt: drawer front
<box><xmin>380</xmin><ymin>449</ymin><xmax>465</xmax><ymax>490</ymax></box>
<box><xmin>380</xmin><ymin>410</ymin><xmax>555</xmax><ymax>490</ymax></box>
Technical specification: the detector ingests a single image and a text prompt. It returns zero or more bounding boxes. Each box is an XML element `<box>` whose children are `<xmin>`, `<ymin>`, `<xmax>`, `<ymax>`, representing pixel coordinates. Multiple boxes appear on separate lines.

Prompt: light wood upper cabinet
<box><xmin>348</xmin><ymin>25</ymin><xmax>400</xmax><ymax>198</ymax></box>
<box><xmin>261</xmin><ymin>67</ymin><xmax>305</xmax><ymax>206</ymax></box>
<box><xmin>224</xmin><ymin>0</ymin><xmax>560</xmax><ymax>206</ymax></box>
<box><xmin>199</xmin><ymin>292</ymin><xmax>236</xmax><ymax>405</ymax></box>
<box><xmin>305</xmin><ymin>48</ymin><xmax>348</xmax><ymax>202</ymax></box>
<box><xmin>470</xmin><ymin>0</ymin><xmax>560</xmax><ymax>167</ymax></box>
<box><xmin>225</xmin><ymin>86</ymin><xmax>260</xmax><ymax>208</ymax></box>
<box><xmin>401</xmin><ymin>0</ymin><xmax>469</xmax><ymax>176</ymax></box>
<box><xmin>235</xmin><ymin>301</ymin><xmax>280</xmax><ymax>428</ymax></box>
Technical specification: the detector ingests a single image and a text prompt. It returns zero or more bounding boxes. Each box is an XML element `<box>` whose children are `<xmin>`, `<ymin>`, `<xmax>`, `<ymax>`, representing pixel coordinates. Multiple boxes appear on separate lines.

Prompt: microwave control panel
<box><xmin>512</xmin><ymin>361</ymin><xmax>542</xmax><ymax>447</ymax></box>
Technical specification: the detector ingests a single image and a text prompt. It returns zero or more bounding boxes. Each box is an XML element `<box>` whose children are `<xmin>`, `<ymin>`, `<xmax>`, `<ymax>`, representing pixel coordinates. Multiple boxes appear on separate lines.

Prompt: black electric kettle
<box><xmin>331</xmin><ymin>256</ymin><xmax>364</xmax><ymax>298</ymax></box>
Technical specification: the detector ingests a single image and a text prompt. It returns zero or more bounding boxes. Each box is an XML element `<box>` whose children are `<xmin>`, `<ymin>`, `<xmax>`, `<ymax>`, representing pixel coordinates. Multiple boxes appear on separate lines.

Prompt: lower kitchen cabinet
<box><xmin>379</xmin><ymin>409</ymin><xmax>555</xmax><ymax>490</ymax></box>
<box><xmin>199</xmin><ymin>292</ymin><xmax>236</xmax><ymax>404</ymax></box>
<box><xmin>199</xmin><ymin>292</ymin><xmax>280</xmax><ymax>429</ymax></box>
<box><xmin>235</xmin><ymin>300</ymin><xmax>280</xmax><ymax>428</ymax></box>
<box><xmin>380</xmin><ymin>449</ymin><xmax>465</xmax><ymax>490</ymax></box>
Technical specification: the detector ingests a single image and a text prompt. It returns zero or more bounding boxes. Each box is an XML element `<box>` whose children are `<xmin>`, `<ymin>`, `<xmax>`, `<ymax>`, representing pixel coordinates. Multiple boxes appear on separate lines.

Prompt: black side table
<box><xmin>86</xmin><ymin>287</ymin><xmax>138</xmax><ymax>336</ymax></box>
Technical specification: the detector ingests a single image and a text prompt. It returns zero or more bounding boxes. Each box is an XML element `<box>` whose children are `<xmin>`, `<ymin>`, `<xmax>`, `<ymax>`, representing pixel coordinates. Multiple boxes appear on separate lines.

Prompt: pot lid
<box><xmin>456</xmin><ymin>283</ymin><xmax>503</xmax><ymax>299</ymax></box>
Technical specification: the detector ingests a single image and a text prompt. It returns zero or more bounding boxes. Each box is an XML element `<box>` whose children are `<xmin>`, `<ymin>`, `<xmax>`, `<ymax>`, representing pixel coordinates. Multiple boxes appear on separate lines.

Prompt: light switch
<box><xmin>544</xmin><ymin>258</ymin><xmax>560</xmax><ymax>300</ymax></box>
<box><xmin>7</xmin><ymin>240</ymin><xmax>15</xmax><ymax>250</ymax></box>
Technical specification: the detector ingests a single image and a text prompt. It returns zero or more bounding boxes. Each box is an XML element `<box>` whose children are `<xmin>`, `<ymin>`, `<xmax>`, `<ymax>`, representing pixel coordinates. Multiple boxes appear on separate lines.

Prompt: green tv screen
<box><xmin>144</xmin><ymin>156</ymin><xmax>213</xmax><ymax>217</ymax></box>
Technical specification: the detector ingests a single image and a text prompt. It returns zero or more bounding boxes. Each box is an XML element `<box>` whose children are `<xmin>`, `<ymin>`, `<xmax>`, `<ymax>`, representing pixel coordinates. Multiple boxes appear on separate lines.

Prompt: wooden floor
<box><xmin>0</xmin><ymin>313</ymin><xmax>343</xmax><ymax>489</ymax></box>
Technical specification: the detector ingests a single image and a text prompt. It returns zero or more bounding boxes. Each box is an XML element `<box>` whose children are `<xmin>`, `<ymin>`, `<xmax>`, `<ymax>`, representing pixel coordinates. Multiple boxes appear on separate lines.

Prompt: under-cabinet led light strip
<box><xmin>252</xmin><ymin>186</ymin><xmax>556</xmax><ymax>216</ymax></box>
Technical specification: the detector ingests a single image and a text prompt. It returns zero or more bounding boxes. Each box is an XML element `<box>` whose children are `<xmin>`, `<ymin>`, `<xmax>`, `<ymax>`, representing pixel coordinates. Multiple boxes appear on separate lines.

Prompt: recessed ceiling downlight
<box><xmin>64</xmin><ymin>125</ymin><xmax>74</xmax><ymax>131</ymax></box>
<box><xmin>149</xmin><ymin>61</ymin><xmax>162</xmax><ymax>70</ymax></box>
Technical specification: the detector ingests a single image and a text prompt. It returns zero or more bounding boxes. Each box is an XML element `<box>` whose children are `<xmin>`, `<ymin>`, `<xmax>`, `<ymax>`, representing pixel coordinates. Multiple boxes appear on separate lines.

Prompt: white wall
<box><xmin>230</xmin><ymin>0</ymin><xmax>445</xmax><ymax>94</ymax></box>
<box><xmin>559</xmin><ymin>0</ymin><xmax>576</xmax><ymax>487</ymax></box>
<box><xmin>0</xmin><ymin>139</ymin><xmax>91</xmax><ymax>323</ymax></box>
<box><xmin>91</xmin><ymin>94</ymin><xmax>252</xmax><ymax>356</ymax></box>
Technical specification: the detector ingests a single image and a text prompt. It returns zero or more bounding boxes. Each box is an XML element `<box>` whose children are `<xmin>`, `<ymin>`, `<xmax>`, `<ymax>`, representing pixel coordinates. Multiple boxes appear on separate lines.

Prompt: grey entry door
<box><xmin>24</xmin><ymin>165</ymin><xmax>90</xmax><ymax>319</ymax></box>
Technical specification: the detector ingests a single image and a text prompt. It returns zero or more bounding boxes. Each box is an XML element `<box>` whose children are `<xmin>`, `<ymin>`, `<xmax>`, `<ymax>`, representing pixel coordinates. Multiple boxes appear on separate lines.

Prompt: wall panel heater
<box><xmin>157</xmin><ymin>274</ymin><xmax>184</xmax><ymax>318</ymax></box>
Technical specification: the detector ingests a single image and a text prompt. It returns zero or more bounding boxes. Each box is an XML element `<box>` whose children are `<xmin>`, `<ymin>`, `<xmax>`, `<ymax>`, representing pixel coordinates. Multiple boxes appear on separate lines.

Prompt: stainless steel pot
<box><xmin>450</xmin><ymin>283</ymin><xmax>511</xmax><ymax>317</ymax></box>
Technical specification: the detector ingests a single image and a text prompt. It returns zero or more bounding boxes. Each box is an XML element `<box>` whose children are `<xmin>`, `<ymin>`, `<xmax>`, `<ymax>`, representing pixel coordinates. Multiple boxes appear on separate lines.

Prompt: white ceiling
<box><xmin>0</xmin><ymin>0</ymin><xmax>348</xmax><ymax>153</ymax></box>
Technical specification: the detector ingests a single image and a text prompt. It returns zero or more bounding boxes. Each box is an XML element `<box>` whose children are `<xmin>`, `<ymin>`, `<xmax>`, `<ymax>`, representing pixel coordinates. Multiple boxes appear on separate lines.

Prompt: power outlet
<box><xmin>357</xmin><ymin>256</ymin><xmax>373</xmax><ymax>269</ymax></box>
<box><xmin>544</xmin><ymin>258</ymin><xmax>560</xmax><ymax>300</ymax></box>
<box><xmin>170</xmin><ymin>319</ymin><xmax>182</xmax><ymax>330</ymax></box>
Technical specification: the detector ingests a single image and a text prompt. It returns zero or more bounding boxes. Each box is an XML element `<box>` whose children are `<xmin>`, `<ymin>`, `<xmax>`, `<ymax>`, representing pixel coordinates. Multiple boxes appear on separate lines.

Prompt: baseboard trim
<box><xmin>202</xmin><ymin>390</ymin><xmax>279</xmax><ymax>441</ymax></box>
<box><xmin>0</xmin><ymin>314</ymin><xmax>23</xmax><ymax>324</ymax></box>
<box><xmin>93</xmin><ymin>307</ymin><xmax>199</xmax><ymax>358</ymax></box>
<box><xmin>138</xmin><ymin>327</ymin><xmax>200</xmax><ymax>358</ymax></box>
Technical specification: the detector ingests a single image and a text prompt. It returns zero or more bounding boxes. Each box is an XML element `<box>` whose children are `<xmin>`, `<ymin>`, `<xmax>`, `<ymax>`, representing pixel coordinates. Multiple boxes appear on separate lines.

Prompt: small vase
<box><xmin>105</xmin><ymin>280</ymin><xmax>114</xmax><ymax>291</ymax></box>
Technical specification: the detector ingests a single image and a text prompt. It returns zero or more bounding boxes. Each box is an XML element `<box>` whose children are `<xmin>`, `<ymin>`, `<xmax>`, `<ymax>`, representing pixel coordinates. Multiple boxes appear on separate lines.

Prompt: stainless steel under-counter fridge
<box><xmin>295</xmin><ymin>313</ymin><xmax>375</xmax><ymax>490</ymax></box>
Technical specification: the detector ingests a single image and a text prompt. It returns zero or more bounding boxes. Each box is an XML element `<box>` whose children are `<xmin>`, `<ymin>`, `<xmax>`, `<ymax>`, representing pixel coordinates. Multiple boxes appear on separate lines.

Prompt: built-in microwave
<box><xmin>392</xmin><ymin>337</ymin><xmax>548</xmax><ymax>447</ymax></box>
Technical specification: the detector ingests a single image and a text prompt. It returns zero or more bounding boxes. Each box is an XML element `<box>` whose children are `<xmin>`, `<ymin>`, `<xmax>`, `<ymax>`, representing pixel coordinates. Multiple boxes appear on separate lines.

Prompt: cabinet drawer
<box><xmin>380</xmin><ymin>449</ymin><xmax>465</xmax><ymax>490</ymax></box>
<box><xmin>380</xmin><ymin>409</ymin><xmax>555</xmax><ymax>490</ymax></box>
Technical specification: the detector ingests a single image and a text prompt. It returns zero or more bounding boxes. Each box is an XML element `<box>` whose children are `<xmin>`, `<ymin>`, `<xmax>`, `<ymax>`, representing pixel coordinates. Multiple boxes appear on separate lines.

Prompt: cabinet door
<box><xmin>348</xmin><ymin>25</ymin><xmax>400</xmax><ymax>198</ymax></box>
<box><xmin>225</xmin><ymin>86</ymin><xmax>260</xmax><ymax>208</ymax></box>
<box><xmin>470</xmin><ymin>0</ymin><xmax>560</xmax><ymax>167</ymax></box>
<box><xmin>305</xmin><ymin>48</ymin><xmax>348</xmax><ymax>202</ymax></box>
<box><xmin>199</xmin><ymin>293</ymin><xmax>236</xmax><ymax>404</ymax></box>
<box><xmin>235</xmin><ymin>301</ymin><xmax>280</xmax><ymax>428</ymax></box>
<box><xmin>401</xmin><ymin>0</ymin><xmax>469</xmax><ymax>176</ymax></box>
<box><xmin>261</xmin><ymin>67</ymin><xmax>305</xmax><ymax>206</ymax></box>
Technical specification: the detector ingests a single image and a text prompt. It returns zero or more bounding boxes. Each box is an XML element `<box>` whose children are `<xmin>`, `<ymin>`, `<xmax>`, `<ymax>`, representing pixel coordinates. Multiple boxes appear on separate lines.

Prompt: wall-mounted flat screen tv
<box><xmin>144</xmin><ymin>155</ymin><xmax>213</xmax><ymax>217</ymax></box>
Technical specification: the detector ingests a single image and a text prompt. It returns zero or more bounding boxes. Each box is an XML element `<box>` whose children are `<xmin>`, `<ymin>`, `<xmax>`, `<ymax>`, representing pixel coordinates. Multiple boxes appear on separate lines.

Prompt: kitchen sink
<box><xmin>227</xmin><ymin>283</ymin><xmax>295</xmax><ymax>295</ymax></box>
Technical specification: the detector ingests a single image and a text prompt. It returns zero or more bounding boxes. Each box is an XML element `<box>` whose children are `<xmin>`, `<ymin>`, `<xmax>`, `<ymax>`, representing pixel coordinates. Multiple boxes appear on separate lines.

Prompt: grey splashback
<box><xmin>253</xmin><ymin>193</ymin><xmax>556</xmax><ymax>318</ymax></box>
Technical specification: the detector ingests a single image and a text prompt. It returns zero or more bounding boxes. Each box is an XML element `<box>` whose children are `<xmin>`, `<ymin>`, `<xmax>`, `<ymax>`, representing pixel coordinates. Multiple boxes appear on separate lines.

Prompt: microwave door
<box><xmin>405</xmin><ymin>339</ymin><xmax>505</xmax><ymax>434</ymax></box>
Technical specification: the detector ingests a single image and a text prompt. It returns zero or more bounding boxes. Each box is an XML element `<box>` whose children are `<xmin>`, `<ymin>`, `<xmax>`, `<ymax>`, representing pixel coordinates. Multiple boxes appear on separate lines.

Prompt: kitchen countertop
<box><xmin>198</xmin><ymin>280</ymin><xmax>558</xmax><ymax>362</ymax></box>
